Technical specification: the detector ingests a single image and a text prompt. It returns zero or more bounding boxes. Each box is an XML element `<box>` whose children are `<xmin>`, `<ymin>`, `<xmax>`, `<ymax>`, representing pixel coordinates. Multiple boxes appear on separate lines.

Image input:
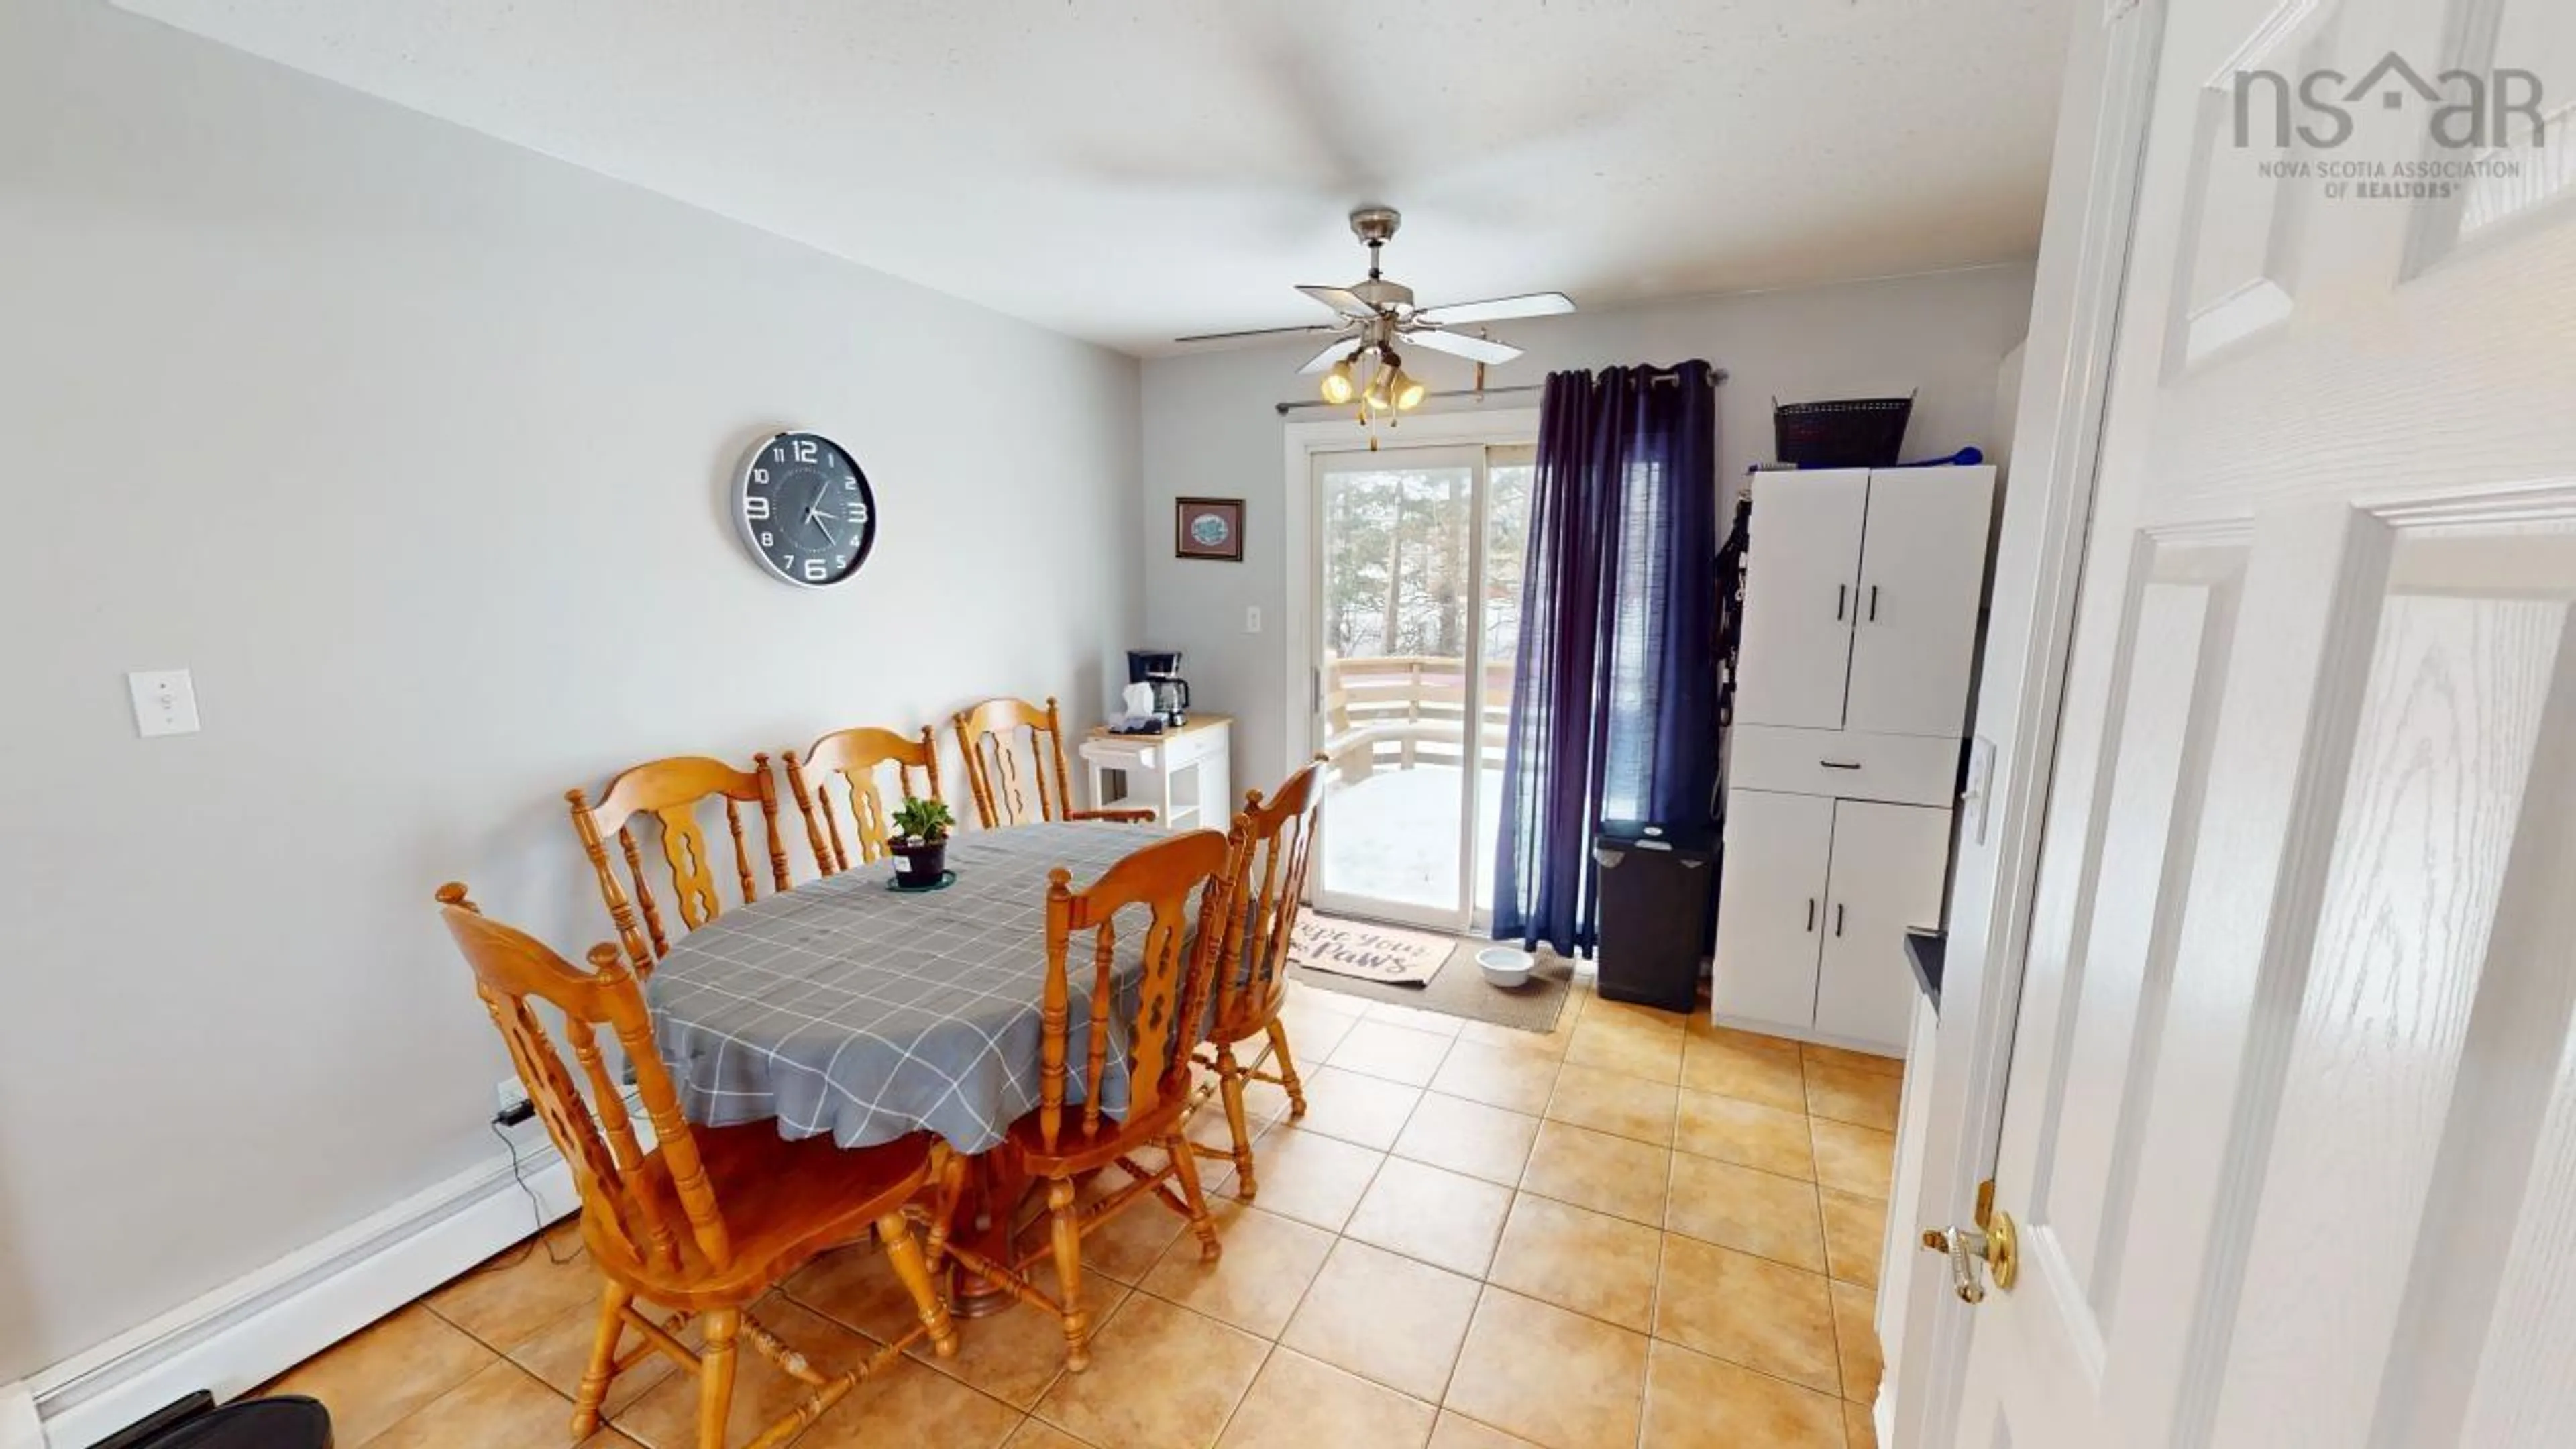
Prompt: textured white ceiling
<box><xmin>112</xmin><ymin>0</ymin><xmax>2068</xmax><ymax>355</ymax></box>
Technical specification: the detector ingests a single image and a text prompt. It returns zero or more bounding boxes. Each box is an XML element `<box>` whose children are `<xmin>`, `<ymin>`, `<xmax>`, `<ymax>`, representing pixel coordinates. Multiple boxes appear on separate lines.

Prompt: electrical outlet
<box><xmin>495</xmin><ymin>1077</ymin><xmax>531</xmax><ymax>1120</ymax></box>
<box><xmin>1244</xmin><ymin>605</ymin><xmax>1263</xmax><ymax>634</ymax></box>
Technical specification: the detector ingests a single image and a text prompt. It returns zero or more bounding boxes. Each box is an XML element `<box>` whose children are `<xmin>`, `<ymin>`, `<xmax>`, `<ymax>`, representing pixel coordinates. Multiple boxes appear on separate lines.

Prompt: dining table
<box><xmin>641</xmin><ymin>818</ymin><xmax>1167</xmax><ymax>1313</ymax></box>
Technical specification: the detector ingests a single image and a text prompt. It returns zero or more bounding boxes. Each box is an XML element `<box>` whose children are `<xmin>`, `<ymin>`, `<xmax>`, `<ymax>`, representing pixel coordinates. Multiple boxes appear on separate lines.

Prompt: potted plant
<box><xmin>888</xmin><ymin>797</ymin><xmax>956</xmax><ymax>888</ymax></box>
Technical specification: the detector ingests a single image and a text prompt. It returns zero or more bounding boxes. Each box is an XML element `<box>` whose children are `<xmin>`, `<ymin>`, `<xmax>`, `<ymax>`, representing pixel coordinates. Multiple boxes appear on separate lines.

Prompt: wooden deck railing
<box><xmin>1321</xmin><ymin>655</ymin><xmax>1513</xmax><ymax>779</ymax></box>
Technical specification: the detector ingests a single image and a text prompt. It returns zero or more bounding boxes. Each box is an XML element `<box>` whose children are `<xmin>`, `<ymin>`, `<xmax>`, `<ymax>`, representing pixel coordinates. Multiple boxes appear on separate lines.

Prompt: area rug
<box><xmin>1288</xmin><ymin>916</ymin><xmax>1574</xmax><ymax>1034</ymax></box>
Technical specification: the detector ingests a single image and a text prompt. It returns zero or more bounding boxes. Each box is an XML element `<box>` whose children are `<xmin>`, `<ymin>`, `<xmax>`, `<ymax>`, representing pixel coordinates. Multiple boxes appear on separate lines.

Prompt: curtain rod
<box><xmin>1273</xmin><ymin>366</ymin><xmax>1726</xmax><ymax>416</ymax></box>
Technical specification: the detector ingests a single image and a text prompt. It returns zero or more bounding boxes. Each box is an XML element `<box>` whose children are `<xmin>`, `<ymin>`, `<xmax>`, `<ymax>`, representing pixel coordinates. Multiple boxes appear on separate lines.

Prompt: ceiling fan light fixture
<box><xmin>1387</xmin><ymin>366</ymin><xmax>1426</xmax><ymax>411</ymax></box>
<box><xmin>1320</xmin><ymin>356</ymin><xmax>1358</xmax><ymax>405</ymax></box>
<box><xmin>1178</xmin><ymin>207</ymin><xmax>1576</xmax><ymax>388</ymax></box>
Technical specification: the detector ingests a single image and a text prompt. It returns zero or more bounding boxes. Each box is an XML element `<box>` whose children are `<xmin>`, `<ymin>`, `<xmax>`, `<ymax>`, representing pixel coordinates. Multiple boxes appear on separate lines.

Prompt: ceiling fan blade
<box><xmin>1297</xmin><ymin>337</ymin><xmax>1360</xmax><ymax>374</ymax></box>
<box><xmin>1401</xmin><ymin>327</ymin><xmax>1523</xmax><ymax>364</ymax></box>
<box><xmin>1173</xmin><ymin>322</ymin><xmax>1343</xmax><ymax>344</ymax></box>
<box><xmin>1297</xmin><ymin>284</ymin><xmax>1378</xmax><ymax>317</ymax></box>
<box><xmin>1414</xmin><ymin>291</ymin><xmax>1576</xmax><ymax>325</ymax></box>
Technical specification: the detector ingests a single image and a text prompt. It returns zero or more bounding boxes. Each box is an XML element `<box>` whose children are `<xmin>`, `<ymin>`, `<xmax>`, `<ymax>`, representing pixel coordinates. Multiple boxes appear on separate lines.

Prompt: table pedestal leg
<box><xmin>949</xmin><ymin>1149</ymin><xmax>1031</xmax><ymax>1319</ymax></box>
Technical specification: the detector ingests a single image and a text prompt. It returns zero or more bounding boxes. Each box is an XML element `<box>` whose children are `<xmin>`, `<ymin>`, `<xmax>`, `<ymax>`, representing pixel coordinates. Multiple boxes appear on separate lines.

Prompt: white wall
<box><xmin>0</xmin><ymin>0</ymin><xmax>1139</xmax><ymax>1383</ymax></box>
<box><xmin>1140</xmin><ymin>264</ymin><xmax>2040</xmax><ymax>791</ymax></box>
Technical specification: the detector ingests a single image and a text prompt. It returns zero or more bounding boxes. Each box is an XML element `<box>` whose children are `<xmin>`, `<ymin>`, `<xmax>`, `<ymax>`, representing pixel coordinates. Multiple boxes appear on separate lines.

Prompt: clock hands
<box><xmin>800</xmin><ymin>483</ymin><xmax>840</xmax><ymax>547</ymax></box>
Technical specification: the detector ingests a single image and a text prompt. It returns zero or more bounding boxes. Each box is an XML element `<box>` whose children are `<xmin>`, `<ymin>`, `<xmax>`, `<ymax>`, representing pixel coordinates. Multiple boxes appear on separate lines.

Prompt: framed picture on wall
<box><xmin>1174</xmin><ymin>496</ymin><xmax>1246</xmax><ymax>561</ymax></box>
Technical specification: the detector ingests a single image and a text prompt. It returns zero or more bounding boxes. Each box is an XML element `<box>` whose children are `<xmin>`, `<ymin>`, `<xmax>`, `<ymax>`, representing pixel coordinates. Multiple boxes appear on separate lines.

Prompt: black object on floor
<box><xmin>1594</xmin><ymin>821</ymin><xmax>1719</xmax><ymax>1013</ymax></box>
<box><xmin>134</xmin><ymin>1396</ymin><xmax>332</xmax><ymax>1448</ymax></box>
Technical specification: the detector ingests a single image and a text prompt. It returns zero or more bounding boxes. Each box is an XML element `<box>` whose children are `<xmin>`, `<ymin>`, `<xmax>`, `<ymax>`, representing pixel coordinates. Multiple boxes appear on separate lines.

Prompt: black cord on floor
<box><xmin>470</xmin><ymin>1119</ymin><xmax>580</xmax><ymax>1273</ymax></box>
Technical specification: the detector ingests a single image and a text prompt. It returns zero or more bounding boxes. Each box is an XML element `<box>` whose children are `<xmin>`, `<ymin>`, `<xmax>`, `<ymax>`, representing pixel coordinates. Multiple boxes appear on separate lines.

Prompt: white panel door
<box><xmin>1847</xmin><ymin>466</ymin><xmax>1996</xmax><ymax>737</ymax></box>
<box><xmin>1735</xmin><ymin>470</ymin><xmax>1868</xmax><ymax>729</ymax></box>
<box><xmin>1711</xmin><ymin>788</ymin><xmax>1835</xmax><ymax>1029</ymax></box>
<box><xmin>1956</xmin><ymin>0</ymin><xmax>2576</xmax><ymax>1445</ymax></box>
<box><xmin>1815</xmin><ymin>801</ymin><xmax>1951</xmax><ymax>1051</ymax></box>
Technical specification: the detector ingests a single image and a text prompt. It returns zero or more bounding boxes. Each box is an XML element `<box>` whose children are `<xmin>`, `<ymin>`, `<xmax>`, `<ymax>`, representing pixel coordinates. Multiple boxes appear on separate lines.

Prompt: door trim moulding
<box><xmin>1890</xmin><ymin>1</ymin><xmax>2169</xmax><ymax>1446</ymax></box>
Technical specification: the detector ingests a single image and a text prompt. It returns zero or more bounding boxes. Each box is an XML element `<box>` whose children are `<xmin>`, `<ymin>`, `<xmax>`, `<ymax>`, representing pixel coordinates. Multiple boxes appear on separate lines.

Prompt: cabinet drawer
<box><xmin>1080</xmin><ymin>737</ymin><xmax>1159</xmax><ymax>769</ymax></box>
<box><xmin>1729</xmin><ymin>726</ymin><xmax>1957</xmax><ymax>806</ymax></box>
<box><xmin>1164</xmin><ymin>722</ymin><xmax>1226</xmax><ymax>767</ymax></box>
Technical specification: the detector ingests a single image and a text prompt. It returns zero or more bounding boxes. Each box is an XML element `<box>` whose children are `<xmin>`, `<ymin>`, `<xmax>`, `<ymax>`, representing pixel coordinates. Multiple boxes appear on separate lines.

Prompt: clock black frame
<box><xmin>731</xmin><ymin>430</ymin><xmax>879</xmax><ymax>590</ymax></box>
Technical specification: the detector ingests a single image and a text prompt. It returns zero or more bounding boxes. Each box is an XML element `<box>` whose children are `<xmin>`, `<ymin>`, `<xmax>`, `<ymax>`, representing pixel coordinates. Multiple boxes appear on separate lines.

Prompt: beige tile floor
<box><xmin>260</xmin><ymin>975</ymin><xmax>1902</xmax><ymax>1449</ymax></box>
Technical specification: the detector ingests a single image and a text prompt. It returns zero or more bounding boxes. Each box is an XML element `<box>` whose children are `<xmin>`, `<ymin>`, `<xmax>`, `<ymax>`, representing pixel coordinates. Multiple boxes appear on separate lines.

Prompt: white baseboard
<box><xmin>1</xmin><ymin>1382</ymin><xmax>42</xmax><ymax>1449</ymax></box>
<box><xmin>28</xmin><ymin>1131</ymin><xmax>578</xmax><ymax>1449</ymax></box>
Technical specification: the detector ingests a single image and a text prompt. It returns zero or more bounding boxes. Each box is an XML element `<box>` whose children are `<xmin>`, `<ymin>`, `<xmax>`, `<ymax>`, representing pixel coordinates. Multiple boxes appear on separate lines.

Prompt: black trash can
<box><xmin>1593</xmin><ymin>821</ymin><xmax>1719</xmax><ymax>1013</ymax></box>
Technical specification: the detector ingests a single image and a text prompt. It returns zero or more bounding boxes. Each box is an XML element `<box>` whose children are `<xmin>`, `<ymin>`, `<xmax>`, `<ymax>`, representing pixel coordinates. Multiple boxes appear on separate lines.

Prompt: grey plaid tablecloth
<box><xmin>645</xmin><ymin>821</ymin><xmax>1166</xmax><ymax>1153</ymax></box>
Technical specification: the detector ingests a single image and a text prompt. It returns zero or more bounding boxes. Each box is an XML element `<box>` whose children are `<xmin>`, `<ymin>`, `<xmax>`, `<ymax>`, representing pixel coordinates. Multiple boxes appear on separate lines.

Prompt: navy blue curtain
<box><xmin>1492</xmin><ymin>362</ymin><xmax>1719</xmax><ymax>956</ymax></box>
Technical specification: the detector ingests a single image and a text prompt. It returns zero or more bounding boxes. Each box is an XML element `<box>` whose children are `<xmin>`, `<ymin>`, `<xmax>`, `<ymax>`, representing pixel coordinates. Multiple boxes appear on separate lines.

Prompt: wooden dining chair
<box><xmin>568</xmin><ymin>755</ymin><xmax>792</xmax><ymax>973</ymax></box>
<box><xmin>782</xmin><ymin>724</ymin><xmax>941</xmax><ymax>875</ymax></box>
<box><xmin>923</xmin><ymin>827</ymin><xmax>1240</xmax><ymax>1371</ymax></box>
<box><xmin>432</xmin><ymin>884</ymin><xmax>957</xmax><ymax>1449</ymax></box>
<box><xmin>951</xmin><ymin>696</ymin><xmax>1157</xmax><ymax>830</ymax></box>
<box><xmin>1189</xmin><ymin>758</ymin><xmax>1327</xmax><ymax>1201</ymax></box>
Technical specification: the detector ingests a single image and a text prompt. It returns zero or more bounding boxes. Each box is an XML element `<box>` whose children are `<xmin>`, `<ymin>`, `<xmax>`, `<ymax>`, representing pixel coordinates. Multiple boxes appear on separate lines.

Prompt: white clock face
<box><xmin>734</xmin><ymin>432</ymin><xmax>877</xmax><ymax>588</ymax></box>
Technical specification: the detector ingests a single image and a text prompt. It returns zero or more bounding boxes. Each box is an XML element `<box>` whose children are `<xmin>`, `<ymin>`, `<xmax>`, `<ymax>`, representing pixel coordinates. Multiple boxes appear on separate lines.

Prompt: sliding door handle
<box><xmin>1819</xmin><ymin>759</ymin><xmax>1863</xmax><ymax>771</ymax></box>
<box><xmin>1805</xmin><ymin>898</ymin><xmax>1817</xmax><ymax>933</ymax></box>
<box><xmin>1835</xmin><ymin>903</ymin><xmax>1847</xmax><ymax>937</ymax></box>
<box><xmin>1868</xmin><ymin>585</ymin><xmax>1880</xmax><ymax>622</ymax></box>
<box><xmin>1835</xmin><ymin>585</ymin><xmax>1847</xmax><ymax>621</ymax></box>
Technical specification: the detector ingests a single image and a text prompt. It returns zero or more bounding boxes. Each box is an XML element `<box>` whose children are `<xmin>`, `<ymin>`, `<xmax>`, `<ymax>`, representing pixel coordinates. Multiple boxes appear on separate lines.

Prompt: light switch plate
<box><xmin>127</xmin><ymin>669</ymin><xmax>201</xmax><ymax>737</ymax></box>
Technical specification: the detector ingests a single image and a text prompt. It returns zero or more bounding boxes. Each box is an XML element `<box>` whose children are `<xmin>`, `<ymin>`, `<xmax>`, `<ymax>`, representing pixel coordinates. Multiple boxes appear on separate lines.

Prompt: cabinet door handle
<box><xmin>1819</xmin><ymin>759</ymin><xmax>1863</xmax><ymax>771</ymax></box>
<box><xmin>1835</xmin><ymin>584</ymin><xmax>1847</xmax><ymax>621</ymax></box>
<box><xmin>1805</xmin><ymin>898</ymin><xmax>1817</xmax><ymax>933</ymax></box>
<box><xmin>1835</xmin><ymin>903</ymin><xmax>1847</xmax><ymax>937</ymax></box>
<box><xmin>1868</xmin><ymin>584</ymin><xmax>1880</xmax><ymax>622</ymax></box>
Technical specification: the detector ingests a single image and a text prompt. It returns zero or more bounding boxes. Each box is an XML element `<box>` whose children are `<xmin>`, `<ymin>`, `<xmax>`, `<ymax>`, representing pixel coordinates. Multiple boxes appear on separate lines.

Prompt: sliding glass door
<box><xmin>1309</xmin><ymin>443</ymin><xmax>1535</xmax><ymax>932</ymax></box>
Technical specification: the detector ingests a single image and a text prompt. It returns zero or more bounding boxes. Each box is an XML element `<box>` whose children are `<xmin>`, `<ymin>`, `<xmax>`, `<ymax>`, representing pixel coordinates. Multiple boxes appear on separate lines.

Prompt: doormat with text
<box><xmin>1287</xmin><ymin>915</ymin><xmax>1453</xmax><ymax>985</ymax></box>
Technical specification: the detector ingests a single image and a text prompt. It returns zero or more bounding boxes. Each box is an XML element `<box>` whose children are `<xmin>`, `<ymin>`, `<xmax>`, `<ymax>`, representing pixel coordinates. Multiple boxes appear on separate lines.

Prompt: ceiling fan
<box><xmin>1176</xmin><ymin>207</ymin><xmax>1576</xmax><ymax>417</ymax></box>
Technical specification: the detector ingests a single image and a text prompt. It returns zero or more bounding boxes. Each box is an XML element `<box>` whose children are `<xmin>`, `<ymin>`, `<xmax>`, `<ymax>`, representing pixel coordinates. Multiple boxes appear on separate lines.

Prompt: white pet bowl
<box><xmin>1477</xmin><ymin>946</ymin><xmax>1536</xmax><ymax>988</ymax></box>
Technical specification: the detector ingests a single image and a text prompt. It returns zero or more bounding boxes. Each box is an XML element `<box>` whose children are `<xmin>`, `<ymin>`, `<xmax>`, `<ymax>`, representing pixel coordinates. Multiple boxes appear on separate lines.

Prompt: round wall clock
<box><xmin>733</xmin><ymin>431</ymin><xmax>877</xmax><ymax>588</ymax></box>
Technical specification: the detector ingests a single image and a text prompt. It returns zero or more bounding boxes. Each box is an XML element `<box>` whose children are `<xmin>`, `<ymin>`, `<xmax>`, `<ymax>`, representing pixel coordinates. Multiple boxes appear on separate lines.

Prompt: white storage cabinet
<box><xmin>1713</xmin><ymin>466</ymin><xmax>1993</xmax><ymax>1053</ymax></box>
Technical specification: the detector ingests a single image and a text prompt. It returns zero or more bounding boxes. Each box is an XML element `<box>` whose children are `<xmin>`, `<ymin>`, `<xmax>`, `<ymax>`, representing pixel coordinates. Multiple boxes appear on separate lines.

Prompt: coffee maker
<box><xmin>1126</xmin><ymin>649</ymin><xmax>1192</xmax><ymax>727</ymax></box>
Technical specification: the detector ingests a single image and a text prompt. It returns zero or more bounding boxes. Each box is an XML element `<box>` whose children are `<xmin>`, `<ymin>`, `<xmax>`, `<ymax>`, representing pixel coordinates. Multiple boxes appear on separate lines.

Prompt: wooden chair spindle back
<box><xmin>1212</xmin><ymin>758</ymin><xmax>1328</xmax><ymax>1040</ymax></box>
<box><xmin>952</xmin><ymin>696</ymin><xmax>1074</xmax><ymax>829</ymax></box>
<box><xmin>1036</xmin><ymin>828</ymin><xmax>1237</xmax><ymax>1154</ymax></box>
<box><xmin>785</xmin><ymin>725</ymin><xmax>943</xmax><ymax>873</ymax></box>
<box><xmin>433</xmin><ymin>883</ymin><xmax>733</xmax><ymax>1277</ymax></box>
<box><xmin>568</xmin><ymin>754</ymin><xmax>790</xmax><ymax>971</ymax></box>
